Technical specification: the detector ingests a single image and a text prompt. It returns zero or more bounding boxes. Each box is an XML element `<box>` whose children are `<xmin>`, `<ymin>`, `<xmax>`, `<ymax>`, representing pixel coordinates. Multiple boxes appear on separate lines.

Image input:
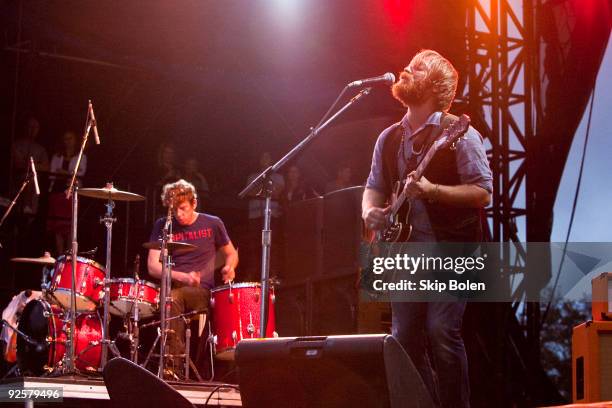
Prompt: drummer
<box><xmin>147</xmin><ymin>179</ymin><xmax>238</xmax><ymax>376</ymax></box>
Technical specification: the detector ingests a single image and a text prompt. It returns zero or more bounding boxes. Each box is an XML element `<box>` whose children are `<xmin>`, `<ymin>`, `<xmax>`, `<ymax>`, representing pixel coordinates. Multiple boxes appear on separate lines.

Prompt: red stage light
<box><xmin>382</xmin><ymin>0</ymin><xmax>415</xmax><ymax>32</ymax></box>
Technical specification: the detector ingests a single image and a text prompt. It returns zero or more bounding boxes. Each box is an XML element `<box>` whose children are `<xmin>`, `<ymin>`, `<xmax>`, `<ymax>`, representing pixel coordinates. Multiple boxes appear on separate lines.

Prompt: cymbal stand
<box><xmin>99</xmin><ymin>190</ymin><xmax>117</xmax><ymax>369</ymax></box>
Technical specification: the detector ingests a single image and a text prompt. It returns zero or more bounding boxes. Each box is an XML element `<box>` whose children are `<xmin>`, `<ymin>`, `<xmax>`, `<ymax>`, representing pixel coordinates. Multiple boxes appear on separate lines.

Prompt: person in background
<box><xmin>281</xmin><ymin>165</ymin><xmax>319</xmax><ymax>206</ymax></box>
<box><xmin>156</xmin><ymin>143</ymin><xmax>181</xmax><ymax>187</ymax></box>
<box><xmin>183</xmin><ymin>157</ymin><xmax>210</xmax><ymax>203</ymax></box>
<box><xmin>11</xmin><ymin>117</ymin><xmax>49</xmax><ymax>215</ymax></box>
<box><xmin>46</xmin><ymin>131</ymin><xmax>86</xmax><ymax>255</ymax></box>
<box><xmin>325</xmin><ymin>162</ymin><xmax>353</xmax><ymax>193</ymax></box>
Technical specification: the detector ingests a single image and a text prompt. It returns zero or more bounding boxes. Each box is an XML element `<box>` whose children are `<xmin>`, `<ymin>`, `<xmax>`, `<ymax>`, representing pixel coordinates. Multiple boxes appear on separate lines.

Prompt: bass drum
<box><xmin>17</xmin><ymin>299</ymin><xmax>102</xmax><ymax>375</ymax></box>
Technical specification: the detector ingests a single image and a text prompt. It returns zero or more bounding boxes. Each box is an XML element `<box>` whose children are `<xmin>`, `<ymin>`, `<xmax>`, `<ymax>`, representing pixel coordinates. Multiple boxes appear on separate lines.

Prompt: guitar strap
<box><xmin>381</xmin><ymin>113</ymin><xmax>459</xmax><ymax>194</ymax></box>
<box><xmin>402</xmin><ymin>113</ymin><xmax>460</xmax><ymax>179</ymax></box>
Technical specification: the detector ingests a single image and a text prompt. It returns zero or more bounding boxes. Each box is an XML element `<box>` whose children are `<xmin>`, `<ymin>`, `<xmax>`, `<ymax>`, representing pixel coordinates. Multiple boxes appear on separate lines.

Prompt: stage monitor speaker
<box><xmin>103</xmin><ymin>357</ymin><xmax>194</xmax><ymax>408</ymax></box>
<box><xmin>235</xmin><ymin>334</ymin><xmax>433</xmax><ymax>408</ymax></box>
<box><xmin>572</xmin><ymin>320</ymin><xmax>612</xmax><ymax>402</ymax></box>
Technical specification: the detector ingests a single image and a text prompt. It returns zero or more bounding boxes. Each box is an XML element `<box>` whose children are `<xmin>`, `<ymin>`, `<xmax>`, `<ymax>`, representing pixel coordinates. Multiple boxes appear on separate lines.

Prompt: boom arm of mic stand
<box><xmin>238</xmin><ymin>87</ymin><xmax>371</xmax><ymax>199</ymax></box>
<box><xmin>0</xmin><ymin>173</ymin><xmax>32</xmax><ymax>229</ymax></box>
<box><xmin>1</xmin><ymin>319</ymin><xmax>45</xmax><ymax>351</ymax></box>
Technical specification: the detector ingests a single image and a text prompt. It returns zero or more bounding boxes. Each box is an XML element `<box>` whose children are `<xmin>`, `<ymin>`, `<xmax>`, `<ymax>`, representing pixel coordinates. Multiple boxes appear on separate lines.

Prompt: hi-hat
<box><xmin>79</xmin><ymin>183</ymin><xmax>145</xmax><ymax>202</ymax></box>
<box><xmin>11</xmin><ymin>252</ymin><xmax>56</xmax><ymax>266</ymax></box>
<box><xmin>142</xmin><ymin>241</ymin><xmax>197</xmax><ymax>253</ymax></box>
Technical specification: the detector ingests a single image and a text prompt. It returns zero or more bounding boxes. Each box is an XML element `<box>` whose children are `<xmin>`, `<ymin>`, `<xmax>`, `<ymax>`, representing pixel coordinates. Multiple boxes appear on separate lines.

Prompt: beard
<box><xmin>391</xmin><ymin>73</ymin><xmax>429</xmax><ymax>107</ymax></box>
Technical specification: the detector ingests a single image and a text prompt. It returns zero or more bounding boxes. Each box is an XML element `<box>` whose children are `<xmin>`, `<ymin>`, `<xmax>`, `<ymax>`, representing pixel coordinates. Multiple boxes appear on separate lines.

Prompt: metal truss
<box><xmin>456</xmin><ymin>0</ymin><xmax>539</xmax><ymax>308</ymax></box>
<box><xmin>458</xmin><ymin>0</ymin><xmax>547</xmax><ymax>391</ymax></box>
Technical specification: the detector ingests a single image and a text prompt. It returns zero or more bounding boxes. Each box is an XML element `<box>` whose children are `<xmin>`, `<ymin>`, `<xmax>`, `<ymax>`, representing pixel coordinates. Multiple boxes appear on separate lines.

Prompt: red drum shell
<box><xmin>108</xmin><ymin>278</ymin><xmax>159</xmax><ymax>318</ymax></box>
<box><xmin>48</xmin><ymin>255</ymin><xmax>106</xmax><ymax>311</ymax></box>
<box><xmin>210</xmin><ymin>282</ymin><xmax>276</xmax><ymax>360</ymax></box>
<box><xmin>16</xmin><ymin>299</ymin><xmax>102</xmax><ymax>375</ymax></box>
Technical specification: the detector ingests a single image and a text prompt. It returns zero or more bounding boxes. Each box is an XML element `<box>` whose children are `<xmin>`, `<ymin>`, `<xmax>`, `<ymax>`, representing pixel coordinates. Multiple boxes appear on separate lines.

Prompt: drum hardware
<box><xmin>10</xmin><ymin>254</ymin><xmax>57</xmax><ymax>266</ymax></box>
<box><xmin>210</xmin><ymin>282</ymin><xmax>277</xmax><ymax>361</ymax></box>
<box><xmin>142</xmin><ymin>240</ymin><xmax>197</xmax><ymax>253</ymax></box>
<box><xmin>183</xmin><ymin>313</ymin><xmax>204</xmax><ymax>382</ymax></box>
<box><xmin>10</xmin><ymin>253</ymin><xmax>55</xmax><ymax>294</ymax></box>
<box><xmin>155</xmin><ymin>202</ymin><xmax>177</xmax><ymax>379</ymax></box>
<box><xmin>139</xmin><ymin>310</ymin><xmax>206</xmax><ymax>381</ymax></box>
<box><xmin>247</xmin><ymin>315</ymin><xmax>255</xmax><ymax>335</ymax></box>
<box><xmin>16</xmin><ymin>299</ymin><xmax>103</xmax><ymax>375</ymax></box>
<box><xmin>77</xmin><ymin>182</ymin><xmax>145</xmax><ymax>371</ymax></box>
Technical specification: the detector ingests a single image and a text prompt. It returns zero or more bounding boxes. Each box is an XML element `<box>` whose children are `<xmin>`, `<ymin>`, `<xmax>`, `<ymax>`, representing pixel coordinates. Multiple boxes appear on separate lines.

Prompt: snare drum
<box><xmin>48</xmin><ymin>255</ymin><xmax>106</xmax><ymax>311</ymax></box>
<box><xmin>210</xmin><ymin>282</ymin><xmax>277</xmax><ymax>360</ymax></box>
<box><xmin>108</xmin><ymin>278</ymin><xmax>160</xmax><ymax>318</ymax></box>
<box><xmin>17</xmin><ymin>299</ymin><xmax>102</xmax><ymax>375</ymax></box>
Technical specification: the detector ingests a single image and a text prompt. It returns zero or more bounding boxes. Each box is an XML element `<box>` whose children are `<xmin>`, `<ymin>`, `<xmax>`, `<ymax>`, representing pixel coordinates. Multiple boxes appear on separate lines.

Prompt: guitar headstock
<box><xmin>436</xmin><ymin>114</ymin><xmax>471</xmax><ymax>150</ymax></box>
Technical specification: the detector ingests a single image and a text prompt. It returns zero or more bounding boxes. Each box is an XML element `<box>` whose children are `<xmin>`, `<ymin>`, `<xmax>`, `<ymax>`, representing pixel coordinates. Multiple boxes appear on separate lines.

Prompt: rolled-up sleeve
<box><xmin>455</xmin><ymin>127</ymin><xmax>493</xmax><ymax>193</ymax></box>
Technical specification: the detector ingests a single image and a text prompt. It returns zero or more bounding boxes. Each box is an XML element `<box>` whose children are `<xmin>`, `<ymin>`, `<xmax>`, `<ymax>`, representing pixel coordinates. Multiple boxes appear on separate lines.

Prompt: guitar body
<box><xmin>380</xmin><ymin>181</ymin><xmax>413</xmax><ymax>242</ymax></box>
<box><xmin>364</xmin><ymin>114</ymin><xmax>471</xmax><ymax>245</ymax></box>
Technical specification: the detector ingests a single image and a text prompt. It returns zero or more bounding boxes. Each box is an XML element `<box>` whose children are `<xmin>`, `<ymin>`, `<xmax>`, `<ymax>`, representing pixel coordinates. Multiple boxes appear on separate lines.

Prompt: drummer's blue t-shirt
<box><xmin>149</xmin><ymin>213</ymin><xmax>230</xmax><ymax>289</ymax></box>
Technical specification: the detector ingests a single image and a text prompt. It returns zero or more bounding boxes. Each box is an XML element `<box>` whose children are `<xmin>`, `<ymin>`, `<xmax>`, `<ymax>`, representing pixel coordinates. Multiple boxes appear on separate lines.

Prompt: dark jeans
<box><xmin>391</xmin><ymin>301</ymin><xmax>470</xmax><ymax>408</ymax></box>
<box><xmin>168</xmin><ymin>286</ymin><xmax>210</xmax><ymax>371</ymax></box>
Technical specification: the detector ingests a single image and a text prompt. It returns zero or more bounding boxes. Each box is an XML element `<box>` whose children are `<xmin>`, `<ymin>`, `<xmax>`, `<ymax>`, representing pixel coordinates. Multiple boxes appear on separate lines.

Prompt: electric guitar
<box><xmin>365</xmin><ymin>114</ymin><xmax>471</xmax><ymax>243</ymax></box>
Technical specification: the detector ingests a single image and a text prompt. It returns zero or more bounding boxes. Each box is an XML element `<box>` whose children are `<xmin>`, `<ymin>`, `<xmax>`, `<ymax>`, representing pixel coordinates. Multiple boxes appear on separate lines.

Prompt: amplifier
<box><xmin>572</xmin><ymin>320</ymin><xmax>612</xmax><ymax>402</ymax></box>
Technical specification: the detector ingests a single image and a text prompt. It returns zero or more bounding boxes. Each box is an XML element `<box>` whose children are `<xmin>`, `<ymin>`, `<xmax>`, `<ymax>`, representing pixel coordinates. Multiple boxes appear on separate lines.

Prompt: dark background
<box><xmin>0</xmin><ymin>0</ymin><xmax>467</xmax><ymax>282</ymax></box>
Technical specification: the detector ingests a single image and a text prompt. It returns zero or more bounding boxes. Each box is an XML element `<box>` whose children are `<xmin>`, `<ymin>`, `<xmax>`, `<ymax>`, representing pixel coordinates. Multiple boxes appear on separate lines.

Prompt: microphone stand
<box><xmin>0</xmin><ymin>166</ymin><xmax>34</xmax><ymax>231</ymax></box>
<box><xmin>62</xmin><ymin>102</ymin><xmax>95</xmax><ymax>374</ymax></box>
<box><xmin>239</xmin><ymin>86</ymin><xmax>372</xmax><ymax>338</ymax></box>
<box><xmin>158</xmin><ymin>204</ymin><xmax>173</xmax><ymax>378</ymax></box>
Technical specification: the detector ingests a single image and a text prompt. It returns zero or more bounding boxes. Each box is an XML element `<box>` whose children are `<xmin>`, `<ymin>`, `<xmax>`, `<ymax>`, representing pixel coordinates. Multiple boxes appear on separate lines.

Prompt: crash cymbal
<box><xmin>142</xmin><ymin>241</ymin><xmax>197</xmax><ymax>253</ymax></box>
<box><xmin>79</xmin><ymin>183</ymin><xmax>145</xmax><ymax>202</ymax></box>
<box><xmin>11</xmin><ymin>252</ymin><xmax>56</xmax><ymax>266</ymax></box>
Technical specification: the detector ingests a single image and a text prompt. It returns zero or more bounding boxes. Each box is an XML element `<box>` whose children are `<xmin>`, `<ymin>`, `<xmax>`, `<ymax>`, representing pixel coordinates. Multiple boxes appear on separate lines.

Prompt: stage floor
<box><xmin>0</xmin><ymin>376</ymin><xmax>242</xmax><ymax>407</ymax></box>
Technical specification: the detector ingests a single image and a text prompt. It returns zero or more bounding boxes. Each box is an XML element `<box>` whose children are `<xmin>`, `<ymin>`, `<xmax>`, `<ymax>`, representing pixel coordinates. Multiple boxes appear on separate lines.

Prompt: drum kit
<box><xmin>4</xmin><ymin>184</ymin><xmax>278</xmax><ymax>380</ymax></box>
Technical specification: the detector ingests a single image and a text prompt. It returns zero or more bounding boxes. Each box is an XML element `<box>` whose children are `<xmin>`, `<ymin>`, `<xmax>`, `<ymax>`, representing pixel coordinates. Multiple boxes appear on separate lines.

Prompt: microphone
<box><xmin>348</xmin><ymin>72</ymin><xmax>396</xmax><ymax>88</ymax></box>
<box><xmin>29</xmin><ymin>157</ymin><xmax>40</xmax><ymax>195</ymax></box>
<box><xmin>89</xmin><ymin>100</ymin><xmax>100</xmax><ymax>145</ymax></box>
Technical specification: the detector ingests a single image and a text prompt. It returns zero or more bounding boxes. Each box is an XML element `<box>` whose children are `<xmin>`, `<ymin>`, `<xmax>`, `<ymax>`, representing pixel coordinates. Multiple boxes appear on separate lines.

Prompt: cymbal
<box><xmin>79</xmin><ymin>184</ymin><xmax>145</xmax><ymax>202</ymax></box>
<box><xmin>11</xmin><ymin>253</ymin><xmax>56</xmax><ymax>266</ymax></box>
<box><xmin>142</xmin><ymin>241</ymin><xmax>197</xmax><ymax>253</ymax></box>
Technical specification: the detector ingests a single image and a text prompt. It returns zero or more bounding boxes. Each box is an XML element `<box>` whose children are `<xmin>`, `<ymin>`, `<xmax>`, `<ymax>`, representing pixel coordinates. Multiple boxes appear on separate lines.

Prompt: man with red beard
<box><xmin>362</xmin><ymin>50</ymin><xmax>492</xmax><ymax>407</ymax></box>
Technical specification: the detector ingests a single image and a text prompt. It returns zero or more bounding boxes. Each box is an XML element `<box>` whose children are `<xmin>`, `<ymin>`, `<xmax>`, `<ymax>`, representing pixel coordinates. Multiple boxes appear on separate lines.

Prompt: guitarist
<box><xmin>362</xmin><ymin>50</ymin><xmax>492</xmax><ymax>408</ymax></box>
